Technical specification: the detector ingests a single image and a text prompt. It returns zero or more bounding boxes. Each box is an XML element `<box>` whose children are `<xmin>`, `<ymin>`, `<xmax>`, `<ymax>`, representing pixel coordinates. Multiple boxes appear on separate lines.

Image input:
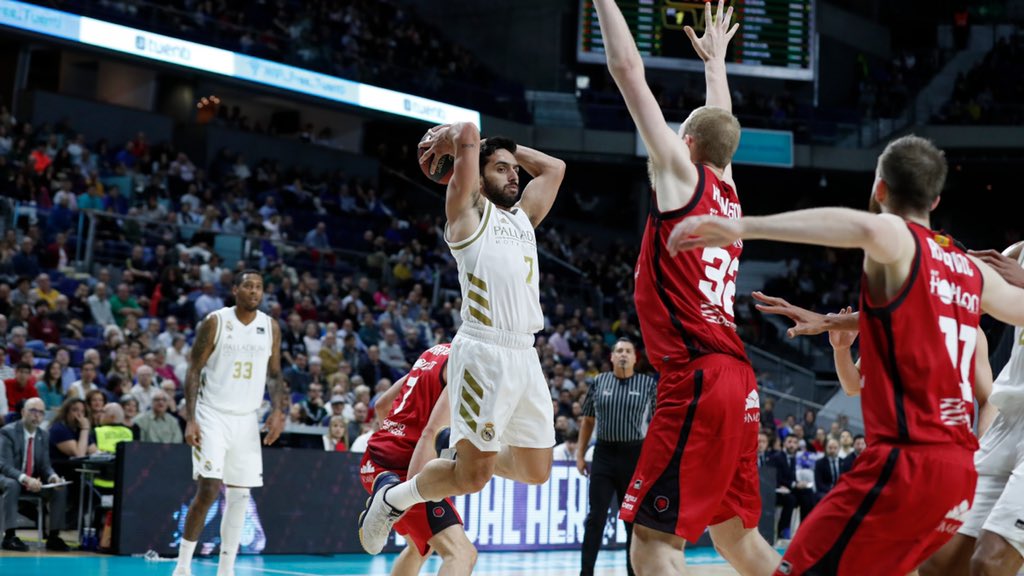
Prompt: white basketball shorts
<box><xmin>448</xmin><ymin>322</ymin><xmax>555</xmax><ymax>452</ymax></box>
<box><xmin>192</xmin><ymin>401</ymin><xmax>264</xmax><ymax>487</ymax></box>
<box><xmin>959</xmin><ymin>406</ymin><xmax>1024</xmax><ymax>557</ymax></box>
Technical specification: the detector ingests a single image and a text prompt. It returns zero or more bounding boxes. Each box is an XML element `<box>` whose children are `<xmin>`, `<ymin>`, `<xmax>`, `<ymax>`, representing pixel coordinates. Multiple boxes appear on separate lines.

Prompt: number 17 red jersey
<box><xmin>634</xmin><ymin>165</ymin><xmax>748</xmax><ymax>371</ymax></box>
<box><xmin>366</xmin><ymin>343</ymin><xmax>451</xmax><ymax>471</ymax></box>
<box><xmin>858</xmin><ymin>222</ymin><xmax>981</xmax><ymax>450</ymax></box>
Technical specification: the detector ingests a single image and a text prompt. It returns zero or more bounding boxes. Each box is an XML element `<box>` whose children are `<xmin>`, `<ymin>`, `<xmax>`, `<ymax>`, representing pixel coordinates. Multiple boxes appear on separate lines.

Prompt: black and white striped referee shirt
<box><xmin>581</xmin><ymin>372</ymin><xmax>658</xmax><ymax>443</ymax></box>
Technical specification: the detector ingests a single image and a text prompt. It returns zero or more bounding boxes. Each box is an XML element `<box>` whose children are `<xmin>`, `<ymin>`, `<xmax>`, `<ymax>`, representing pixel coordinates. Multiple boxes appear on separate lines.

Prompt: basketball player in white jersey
<box><xmin>920</xmin><ymin>241</ymin><xmax>1024</xmax><ymax>576</ymax></box>
<box><xmin>358</xmin><ymin>123</ymin><xmax>566</xmax><ymax>554</ymax></box>
<box><xmin>173</xmin><ymin>270</ymin><xmax>288</xmax><ymax>576</ymax></box>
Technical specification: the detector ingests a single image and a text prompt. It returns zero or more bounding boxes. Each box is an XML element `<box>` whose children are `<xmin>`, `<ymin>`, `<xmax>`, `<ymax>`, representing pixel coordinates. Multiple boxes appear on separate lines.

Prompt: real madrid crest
<box><xmin>481</xmin><ymin>422</ymin><xmax>495</xmax><ymax>442</ymax></box>
<box><xmin>226</xmin><ymin>320</ymin><xmax>234</xmax><ymax>331</ymax></box>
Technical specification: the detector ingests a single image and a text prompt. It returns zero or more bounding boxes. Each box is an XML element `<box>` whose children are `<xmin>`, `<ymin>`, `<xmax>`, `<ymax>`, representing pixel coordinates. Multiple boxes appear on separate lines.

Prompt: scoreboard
<box><xmin>578</xmin><ymin>0</ymin><xmax>815</xmax><ymax>81</ymax></box>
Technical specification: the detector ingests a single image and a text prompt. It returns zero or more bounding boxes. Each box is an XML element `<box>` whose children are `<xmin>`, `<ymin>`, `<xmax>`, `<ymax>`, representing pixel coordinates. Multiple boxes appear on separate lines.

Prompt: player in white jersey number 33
<box><xmin>173</xmin><ymin>270</ymin><xmax>288</xmax><ymax>576</ymax></box>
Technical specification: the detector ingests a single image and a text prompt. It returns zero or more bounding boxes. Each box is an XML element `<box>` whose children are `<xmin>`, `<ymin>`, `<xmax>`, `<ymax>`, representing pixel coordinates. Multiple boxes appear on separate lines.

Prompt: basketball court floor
<box><xmin>0</xmin><ymin>548</ymin><xmax>740</xmax><ymax>576</ymax></box>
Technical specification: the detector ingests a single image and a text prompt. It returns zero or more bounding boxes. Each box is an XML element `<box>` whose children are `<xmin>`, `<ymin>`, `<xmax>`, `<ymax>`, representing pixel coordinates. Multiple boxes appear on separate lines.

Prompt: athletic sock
<box><xmin>217</xmin><ymin>488</ymin><xmax>249</xmax><ymax>576</ymax></box>
<box><xmin>176</xmin><ymin>538</ymin><xmax>197</xmax><ymax>573</ymax></box>
<box><xmin>382</xmin><ymin>475</ymin><xmax>425</xmax><ymax>511</ymax></box>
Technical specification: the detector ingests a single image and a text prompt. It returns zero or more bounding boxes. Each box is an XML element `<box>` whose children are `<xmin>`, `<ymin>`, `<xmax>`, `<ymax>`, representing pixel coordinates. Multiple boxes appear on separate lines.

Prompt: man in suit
<box><xmin>814</xmin><ymin>438</ymin><xmax>843</xmax><ymax>503</ymax></box>
<box><xmin>0</xmin><ymin>397</ymin><xmax>70</xmax><ymax>551</ymax></box>
<box><xmin>841</xmin><ymin>434</ymin><xmax>866</xmax><ymax>473</ymax></box>
<box><xmin>772</xmin><ymin>433</ymin><xmax>815</xmax><ymax>540</ymax></box>
<box><xmin>756</xmin><ymin>430</ymin><xmax>771</xmax><ymax>469</ymax></box>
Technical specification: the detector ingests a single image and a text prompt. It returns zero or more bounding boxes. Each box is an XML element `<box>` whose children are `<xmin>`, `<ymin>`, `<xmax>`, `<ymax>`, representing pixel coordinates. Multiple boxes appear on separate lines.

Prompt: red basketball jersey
<box><xmin>634</xmin><ymin>165</ymin><xmax>748</xmax><ymax>371</ymax></box>
<box><xmin>858</xmin><ymin>222</ymin><xmax>981</xmax><ymax>450</ymax></box>
<box><xmin>366</xmin><ymin>343</ymin><xmax>451</xmax><ymax>470</ymax></box>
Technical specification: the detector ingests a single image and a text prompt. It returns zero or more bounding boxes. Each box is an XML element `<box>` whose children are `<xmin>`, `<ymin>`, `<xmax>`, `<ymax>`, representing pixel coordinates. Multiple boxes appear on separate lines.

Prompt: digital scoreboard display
<box><xmin>578</xmin><ymin>0</ymin><xmax>815</xmax><ymax>81</ymax></box>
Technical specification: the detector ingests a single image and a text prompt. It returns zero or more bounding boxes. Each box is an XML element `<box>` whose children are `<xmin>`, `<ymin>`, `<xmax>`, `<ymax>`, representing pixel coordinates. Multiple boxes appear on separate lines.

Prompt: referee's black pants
<box><xmin>580</xmin><ymin>440</ymin><xmax>643</xmax><ymax>576</ymax></box>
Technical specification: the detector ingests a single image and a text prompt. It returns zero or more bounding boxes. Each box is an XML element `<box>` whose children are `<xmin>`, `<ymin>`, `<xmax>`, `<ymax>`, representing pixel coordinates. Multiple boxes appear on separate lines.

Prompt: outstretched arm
<box><xmin>752</xmin><ymin>291</ymin><xmax>860</xmax><ymax>337</ymax></box>
<box><xmin>975</xmin><ymin>256</ymin><xmax>1024</xmax><ymax>329</ymax></box>
<box><xmin>968</xmin><ymin>242</ymin><xmax>1024</xmax><ymax>288</ymax></box>
<box><xmin>685</xmin><ymin>0</ymin><xmax>740</xmax><ymax>182</ymax></box>
<box><xmin>515</xmin><ymin>145</ymin><xmax>566</xmax><ymax>228</ymax></box>
<box><xmin>668</xmin><ymin>208</ymin><xmax>915</xmax><ymax>268</ymax></box>
<box><xmin>184</xmin><ymin>315</ymin><xmax>218</xmax><ymax>448</ymax></box>
<box><xmin>593</xmin><ymin>0</ymin><xmax>698</xmax><ymax>209</ymax></box>
<box><xmin>263</xmin><ymin>321</ymin><xmax>288</xmax><ymax>445</ymax></box>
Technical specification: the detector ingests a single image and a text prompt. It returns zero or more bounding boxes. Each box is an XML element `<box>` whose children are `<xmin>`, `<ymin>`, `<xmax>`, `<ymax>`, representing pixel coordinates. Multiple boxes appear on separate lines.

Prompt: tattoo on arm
<box><xmin>266</xmin><ymin>322</ymin><xmax>289</xmax><ymax>414</ymax></box>
<box><xmin>185</xmin><ymin>315</ymin><xmax>218</xmax><ymax>420</ymax></box>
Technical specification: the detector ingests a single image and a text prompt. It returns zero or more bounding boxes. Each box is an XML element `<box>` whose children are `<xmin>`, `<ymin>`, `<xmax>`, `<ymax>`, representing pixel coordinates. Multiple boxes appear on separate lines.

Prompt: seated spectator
<box><xmin>118</xmin><ymin>395</ymin><xmax>142</xmax><ymax>440</ymax></box>
<box><xmin>299</xmin><ymin>383</ymin><xmax>327</xmax><ymax>426</ymax></box>
<box><xmin>0</xmin><ymin>398</ymin><xmax>71</xmax><ymax>552</ymax></box>
<box><xmin>347</xmin><ymin>401</ymin><xmax>369</xmax><ymax>442</ymax></box>
<box><xmin>358</xmin><ymin>346</ymin><xmax>396</xmax><ymax>385</ymax></box>
<box><xmin>837</xmin><ymin>430</ymin><xmax>855</xmax><ymax>459</ymax></box>
<box><xmin>110</xmin><ymin>283</ymin><xmax>144</xmax><ymax>327</ymax></box>
<box><xmin>48</xmin><ymin>397</ymin><xmax>98</xmax><ymax>462</ymax></box>
<box><xmin>32</xmin><ymin>274</ymin><xmax>59</xmax><ymax>310</ymax></box>
<box><xmin>135</xmin><ymin>390</ymin><xmax>183</xmax><ymax>443</ymax></box>
<box><xmin>28</xmin><ymin>301</ymin><xmax>60</xmax><ymax>347</ymax></box>
<box><xmin>194</xmin><ymin>282</ymin><xmax>224</xmax><ymax>321</ymax></box>
<box><xmin>94</xmin><ymin>403</ymin><xmax>133</xmax><ymax>455</ymax></box>
<box><xmin>68</xmin><ymin>361</ymin><xmax>101</xmax><ymax>400</ymax></box>
<box><xmin>4</xmin><ymin>362</ymin><xmax>38</xmax><ymax>410</ymax></box>
<box><xmin>284</xmin><ymin>354</ymin><xmax>312</xmax><ymax>395</ymax></box>
<box><xmin>35</xmin><ymin>360</ymin><xmax>64</xmax><ymax>409</ymax></box>
<box><xmin>553</xmin><ymin>428</ymin><xmax>578</xmax><ymax>461</ymax></box>
<box><xmin>322</xmin><ymin>415</ymin><xmax>348</xmax><ymax>452</ymax></box>
<box><xmin>814</xmin><ymin>438</ymin><xmax>843</xmax><ymax>503</ymax></box>
<box><xmin>87</xmin><ymin>283</ymin><xmax>116</xmax><ymax>328</ymax></box>
<box><xmin>319</xmin><ymin>331</ymin><xmax>342</xmax><ymax>374</ymax></box>
<box><xmin>378</xmin><ymin>329</ymin><xmax>409</xmax><ymax>373</ymax></box>
<box><xmin>130</xmin><ymin>365</ymin><xmax>161</xmax><ymax>414</ymax></box>
<box><xmin>85</xmin><ymin>390</ymin><xmax>107</xmax><ymax>428</ymax></box>
<box><xmin>5</xmin><ymin>326</ymin><xmax>28</xmax><ymax>364</ymax></box>
<box><xmin>842</xmin><ymin>434</ymin><xmax>866</xmax><ymax>472</ymax></box>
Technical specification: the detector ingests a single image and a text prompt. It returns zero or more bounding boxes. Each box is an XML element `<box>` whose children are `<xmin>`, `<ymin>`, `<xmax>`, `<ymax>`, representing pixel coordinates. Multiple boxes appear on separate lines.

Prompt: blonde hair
<box><xmin>681</xmin><ymin>106</ymin><xmax>741</xmax><ymax>169</ymax></box>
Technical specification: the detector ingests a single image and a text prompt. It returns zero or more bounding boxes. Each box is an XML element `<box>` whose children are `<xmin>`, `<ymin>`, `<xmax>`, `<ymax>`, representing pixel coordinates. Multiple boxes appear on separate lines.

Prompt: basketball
<box><xmin>417</xmin><ymin>129</ymin><xmax>454</xmax><ymax>185</ymax></box>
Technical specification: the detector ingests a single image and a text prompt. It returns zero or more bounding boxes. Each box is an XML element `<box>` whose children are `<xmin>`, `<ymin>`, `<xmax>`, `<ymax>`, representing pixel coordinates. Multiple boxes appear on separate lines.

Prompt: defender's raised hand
<box><xmin>685</xmin><ymin>0</ymin><xmax>740</xmax><ymax>62</ymax></box>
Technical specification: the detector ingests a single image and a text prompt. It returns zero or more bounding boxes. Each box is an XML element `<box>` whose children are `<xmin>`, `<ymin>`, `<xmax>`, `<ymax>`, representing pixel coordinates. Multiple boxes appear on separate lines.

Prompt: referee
<box><xmin>577</xmin><ymin>338</ymin><xmax>657</xmax><ymax>576</ymax></box>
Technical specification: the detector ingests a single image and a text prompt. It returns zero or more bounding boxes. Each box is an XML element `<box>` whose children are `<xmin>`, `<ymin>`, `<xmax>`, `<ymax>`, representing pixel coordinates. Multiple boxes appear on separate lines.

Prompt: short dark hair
<box><xmin>234</xmin><ymin>269</ymin><xmax>262</xmax><ymax>287</ymax></box>
<box><xmin>615</xmin><ymin>337</ymin><xmax>634</xmax><ymax>347</ymax></box>
<box><xmin>853</xmin><ymin>434</ymin><xmax>865</xmax><ymax>442</ymax></box>
<box><xmin>877</xmin><ymin>135</ymin><xmax>947</xmax><ymax>215</ymax></box>
<box><xmin>16</xmin><ymin>362</ymin><xmax>32</xmax><ymax>372</ymax></box>
<box><xmin>480</xmin><ymin>136</ymin><xmax>517</xmax><ymax>172</ymax></box>
<box><xmin>565</xmin><ymin>429</ymin><xmax>579</xmax><ymax>442</ymax></box>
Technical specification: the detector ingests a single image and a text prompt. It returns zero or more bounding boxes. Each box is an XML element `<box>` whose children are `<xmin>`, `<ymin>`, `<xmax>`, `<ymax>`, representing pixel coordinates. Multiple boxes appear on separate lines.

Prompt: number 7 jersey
<box><xmin>859</xmin><ymin>222</ymin><xmax>982</xmax><ymax>450</ymax></box>
<box><xmin>447</xmin><ymin>199</ymin><xmax>544</xmax><ymax>335</ymax></box>
<box><xmin>634</xmin><ymin>165</ymin><xmax>748</xmax><ymax>372</ymax></box>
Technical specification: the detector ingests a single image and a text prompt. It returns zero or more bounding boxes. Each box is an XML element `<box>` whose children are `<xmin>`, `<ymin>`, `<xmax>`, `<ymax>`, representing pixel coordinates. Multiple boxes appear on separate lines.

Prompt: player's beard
<box><xmin>482</xmin><ymin>178</ymin><xmax>518</xmax><ymax>209</ymax></box>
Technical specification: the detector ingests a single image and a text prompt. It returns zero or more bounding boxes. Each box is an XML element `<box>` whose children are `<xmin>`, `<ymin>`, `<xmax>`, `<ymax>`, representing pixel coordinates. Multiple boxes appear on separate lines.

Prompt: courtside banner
<box><xmin>0</xmin><ymin>0</ymin><xmax>480</xmax><ymax>127</ymax></box>
<box><xmin>114</xmin><ymin>442</ymin><xmax>632</xmax><ymax>555</ymax></box>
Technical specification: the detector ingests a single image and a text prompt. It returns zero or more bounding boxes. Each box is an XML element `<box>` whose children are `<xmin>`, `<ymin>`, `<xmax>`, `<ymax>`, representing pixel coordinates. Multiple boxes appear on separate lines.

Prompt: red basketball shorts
<box><xmin>774</xmin><ymin>444</ymin><xmax>977</xmax><ymax>576</ymax></box>
<box><xmin>358</xmin><ymin>451</ymin><xmax>463</xmax><ymax>556</ymax></box>
<box><xmin>619</xmin><ymin>354</ymin><xmax>761</xmax><ymax>542</ymax></box>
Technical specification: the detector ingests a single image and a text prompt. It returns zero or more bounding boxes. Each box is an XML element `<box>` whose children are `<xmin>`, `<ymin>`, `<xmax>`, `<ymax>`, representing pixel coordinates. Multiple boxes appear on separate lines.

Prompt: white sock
<box><xmin>176</xmin><ymin>538</ymin><xmax>197</xmax><ymax>573</ymax></box>
<box><xmin>382</xmin><ymin>475</ymin><xmax>425</xmax><ymax>511</ymax></box>
<box><xmin>217</xmin><ymin>488</ymin><xmax>249</xmax><ymax>576</ymax></box>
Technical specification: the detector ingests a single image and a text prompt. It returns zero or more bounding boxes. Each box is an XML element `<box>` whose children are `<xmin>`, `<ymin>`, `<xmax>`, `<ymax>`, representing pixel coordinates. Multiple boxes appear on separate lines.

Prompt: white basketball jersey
<box><xmin>447</xmin><ymin>199</ymin><xmax>543</xmax><ymax>334</ymax></box>
<box><xmin>199</xmin><ymin>307</ymin><xmax>274</xmax><ymax>415</ymax></box>
<box><xmin>990</xmin><ymin>248</ymin><xmax>1024</xmax><ymax>411</ymax></box>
